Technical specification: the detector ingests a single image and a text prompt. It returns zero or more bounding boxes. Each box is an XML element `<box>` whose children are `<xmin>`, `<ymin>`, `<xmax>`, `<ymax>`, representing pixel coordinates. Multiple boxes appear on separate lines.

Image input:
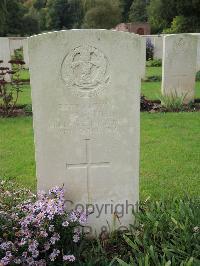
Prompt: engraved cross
<box><xmin>66</xmin><ymin>139</ymin><xmax>110</xmax><ymax>202</ymax></box>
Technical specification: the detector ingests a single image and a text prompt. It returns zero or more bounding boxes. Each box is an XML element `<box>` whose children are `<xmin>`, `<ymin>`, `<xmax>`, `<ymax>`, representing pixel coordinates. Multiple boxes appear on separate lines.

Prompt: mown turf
<box><xmin>144</xmin><ymin>66</ymin><xmax>200</xmax><ymax>99</ymax></box>
<box><xmin>8</xmin><ymin>68</ymin><xmax>200</xmax><ymax>105</ymax></box>
<box><xmin>142</xmin><ymin>81</ymin><xmax>200</xmax><ymax>100</ymax></box>
<box><xmin>0</xmin><ymin>117</ymin><xmax>36</xmax><ymax>190</ymax></box>
<box><xmin>146</xmin><ymin>66</ymin><xmax>162</xmax><ymax>77</ymax></box>
<box><xmin>1</xmin><ymin>113</ymin><xmax>199</xmax><ymax>200</ymax></box>
<box><xmin>140</xmin><ymin>112</ymin><xmax>200</xmax><ymax>199</ymax></box>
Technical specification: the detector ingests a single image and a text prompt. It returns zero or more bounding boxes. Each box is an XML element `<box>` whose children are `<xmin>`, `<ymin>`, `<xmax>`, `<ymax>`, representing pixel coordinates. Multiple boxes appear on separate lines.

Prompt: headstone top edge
<box><xmin>164</xmin><ymin>33</ymin><xmax>198</xmax><ymax>40</ymax></box>
<box><xmin>28</xmin><ymin>29</ymin><xmax>142</xmax><ymax>42</ymax></box>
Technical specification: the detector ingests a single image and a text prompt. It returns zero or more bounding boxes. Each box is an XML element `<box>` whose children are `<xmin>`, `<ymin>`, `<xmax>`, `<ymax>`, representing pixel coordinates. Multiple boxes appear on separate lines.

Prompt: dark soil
<box><xmin>0</xmin><ymin>105</ymin><xmax>32</xmax><ymax>117</ymax></box>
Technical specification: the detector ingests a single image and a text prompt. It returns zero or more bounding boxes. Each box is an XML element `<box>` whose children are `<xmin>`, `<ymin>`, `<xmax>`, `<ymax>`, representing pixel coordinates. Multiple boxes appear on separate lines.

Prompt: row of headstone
<box><xmin>4</xmin><ymin>30</ymin><xmax>198</xmax><ymax>233</ymax></box>
<box><xmin>142</xmin><ymin>35</ymin><xmax>164</xmax><ymax>60</ymax></box>
<box><xmin>143</xmin><ymin>34</ymin><xmax>200</xmax><ymax>69</ymax></box>
<box><xmin>0</xmin><ymin>37</ymin><xmax>29</xmax><ymax>68</ymax></box>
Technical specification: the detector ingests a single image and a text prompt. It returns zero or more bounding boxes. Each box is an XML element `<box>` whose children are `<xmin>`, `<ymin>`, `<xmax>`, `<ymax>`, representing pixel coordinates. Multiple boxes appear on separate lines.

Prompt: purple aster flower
<box><xmin>48</xmin><ymin>225</ymin><xmax>54</xmax><ymax>232</ymax></box>
<box><xmin>62</xmin><ymin>221</ymin><xmax>69</xmax><ymax>227</ymax></box>
<box><xmin>26</xmin><ymin>257</ymin><xmax>35</xmax><ymax>265</ymax></box>
<box><xmin>49</xmin><ymin>249</ymin><xmax>60</xmax><ymax>261</ymax></box>
<box><xmin>32</xmin><ymin>249</ymin><xmax>39</xmax><ymax>258</ymax></box>
<box><xmin>0</xmin><ymin>256</ymin><xmax>11</xmax><ymax>265</ymax></box>
<box><xmin>63</xmin><ymin>255</ymin><xmax>76</xmax><ymax>262</ymax></box>
<box><xmin>14</xmin><ymin>258</ymin><xmax>22</xmax><ymax>264</ymax></box>
<box><xmin>73</xmin><ymin>234</ymin><xmax>80</xmax><ymax>243</ymax></box>
<box><xmin>44</xmin><ymin>242</ymin><xmax>50</xmax><ymax>251</ymax></box>
<box><xmin>69</xmin><ymin>211</ymin><xmax>78</xmax><ymax>222</ymax></box>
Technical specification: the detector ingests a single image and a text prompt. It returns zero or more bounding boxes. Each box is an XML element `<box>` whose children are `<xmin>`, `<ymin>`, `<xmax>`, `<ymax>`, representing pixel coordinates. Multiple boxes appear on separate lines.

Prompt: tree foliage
<box><xmin>147</xmin><ymin>0</ymin><xmax>177</xmax><ymax>33</ymax></box>
<box><xmin>120</xmin><ymin>0</ymin><xmax>133</xmax><ymax>22</ymax></box>
<box><xmin>129</xmin><ymin>0</ymin><xmax>148</xmax><ymax>22</ymax></box>
<box><xmin>0</xmin><ymin>0</ymin><xmax>7</xmax><ymax>34</ymax></box>
<box><xmin>1</xmin><ymin>0</ymin><xmax>200</xmax><ymax>36</ymax></box>
<box><xmin>45</xmin><ymin>0</ymin><xmax>83</xmax><ymax>30</ymax></box>
<box><xmin>148</xmin><ymin>0</ymin><xmax>200</xmax><ymax>33</ymax></box>
<box><xmin>83</xmin><ymin>0</ymin><xmax>122</xmax><ymax>29</ymax></box>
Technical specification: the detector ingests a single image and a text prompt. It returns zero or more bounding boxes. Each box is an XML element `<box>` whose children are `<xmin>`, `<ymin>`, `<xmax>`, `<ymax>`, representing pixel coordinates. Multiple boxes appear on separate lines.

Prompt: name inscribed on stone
<box><xmin>49</xmin><ymin>103</ymin><xmax>119</xmax><ymax>136</ymax></box>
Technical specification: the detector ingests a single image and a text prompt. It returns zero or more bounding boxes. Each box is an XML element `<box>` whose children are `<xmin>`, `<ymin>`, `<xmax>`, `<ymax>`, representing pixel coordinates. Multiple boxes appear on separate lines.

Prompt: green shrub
<box><xmin>12</xmin><ymin>48</ymin><xmax>24</xmax><ymax>61</ymax></box>
<box><xmin>23</xmin><ymin>103</ymin><xmax>32</xmax><ymax>114</ymax></box>
<box><xmin>116</xmin><ymin>197</ymin><xmax>200</xmax><ymax>265</ymax></box>
<box><xmin>0</xmin><ymin>59</ymin><xmax>25</xmax><ymax>116</ymax></box>
<box><xmin>159</xmin><ymin>92</ymin><xmax>186</xmax><ymax>111</ymax></box>
<box><xmin>146</xmin><ymin>59</ymin><xmax>162</xmax><ymax>67</ymax></box>
<box><xmin>196</xmin><ymin>71</ymin><xmax>200</xmax><ymax>81</ymax></box>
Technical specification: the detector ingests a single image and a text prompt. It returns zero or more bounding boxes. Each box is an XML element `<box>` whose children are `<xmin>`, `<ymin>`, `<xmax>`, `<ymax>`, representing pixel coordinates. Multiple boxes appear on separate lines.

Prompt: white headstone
<box><xmin>140</xmin><ymin>37</ymin><xmax>146</xmax><ymax>79</ymax></box>
<box><xmin>143</xmin><ymin>35</ymin><xmax>164</xmax><ymax>60</ymax></box>
<box><xmin>197</xmin><ymin>37</ymin><xmax>200</xmax><ymax>72</ymax></box>
<box><xmin>191</xmin><ymin>33</ymin><xmax>200</xmax><ymax>72</ymax></box>
<box><xmin>9</xmin><ymin>37</ymin><xmax>25</xmax><ymax>56</ymax></box>
<box><xmin>0</xmin><ymin>37</ymin><xmax>11</xmax><ymax>68</ymax></box>
<box><xmin>162</xmin><ymin>34</ymin><xmax>197</xmax><ymax>104</ymax></box>
<box><xmin>153</xmin><ymin>35</ymin><xmax>163</xmax><ymax>60</ymax></box>
<box><xmin>22</xmin><ymin>38</ymin><xmax>29</xmax><ymax>68</ymax></box>
<box><xmin>29</xmin><ymin>30</ymin><xmax>140</xmax><ymax>234</ymax></box>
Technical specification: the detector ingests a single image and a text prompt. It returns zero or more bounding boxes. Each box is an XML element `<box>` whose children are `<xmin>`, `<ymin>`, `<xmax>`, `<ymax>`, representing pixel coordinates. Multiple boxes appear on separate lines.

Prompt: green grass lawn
<box><xmin>8</xmin><ymin>68</ymin><xmax>200</xmax><ymax>105</ymax></box>
<box><xmin>20</xmin><ymin>69</ymin><xmax>30</xmax><ymax>80</ymax></box>
<box><xmin>0</xmin><ymin>67</ymin><xmax>199</xmax><ymax>200</ymax></box>
<box><xmin>142</xmin><ymin>81</ymin><xmax>200</xmax><ymax>100</ymax></box>
<box><xmin>144</xmin><ymin>66</ymin><xmax>200</xmax><ymax>99</ymax></box>
<box><xmin>0</xmin><ymin>117</ymin><xmax>36</xmax><ymax>190</ymax></box>
<box><xmin>18</xmin><ymin>84</ymin><xmax>32</xmax><ymax>105</ymax></box>
<box><xmin>1</xmin><ymin>113</ymin><xmax>200</xmax><ymax>200</ymax></box>
<box><xmin>146</xmin><ymin>66</ymin><xmax>162</xmax><ymax>77</ymax></box>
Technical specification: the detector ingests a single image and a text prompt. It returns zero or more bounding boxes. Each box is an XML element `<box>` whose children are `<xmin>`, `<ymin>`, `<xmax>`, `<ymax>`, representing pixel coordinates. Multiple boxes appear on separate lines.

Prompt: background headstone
<box><xmin>153</xmin><ymin>35</ymin><xmax>163</xmax><ymax>60</ymax></box>
<box><xmin>9</xmin><ymin>37</ymin><xmax>25</xmax><ymax>56</ymax></box>
<box><xmin>191</xmin><ymin>33</ymin><xmax>200</xmax><ymax>71</ymax></box>
<box><xmin>142</xmin><ymin>35</ymin><xmax>164</xmax><ymax>59</ymax></box>
<box><xmin>0</xmin><ymin>37</ymin><xmax>11</xmax><ymax>68</ymax></box>
<box><xmin>29</xmin><ymin>30</ymin><xmax>141</xmax><ymax>234</ymax></box>
<box><xmin>162</xmin><ymin>34</ymin><xmax>197</xmax><ymax>103</ymax></box>
<box><xmin>22</xmin><ymin>38</ymin><xmax>29</xmax><ymax>68</ymax></box>
<box><xmin>140</xmin><ymin>37</ymin><xmax>146</xmax><ymax>79</ymax></box>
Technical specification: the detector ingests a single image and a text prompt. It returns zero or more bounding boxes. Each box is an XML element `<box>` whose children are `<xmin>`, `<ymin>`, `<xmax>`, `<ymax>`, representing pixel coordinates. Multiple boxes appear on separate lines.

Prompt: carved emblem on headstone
<box><xmin>174</xmin><ymin>37</ymin><xmax>189</xmax><ymax>53</ymax></box>
<box><xmin>61</xmin><ymin>45</ymin><xmax>110</xmax><ymax>97</ymax></box>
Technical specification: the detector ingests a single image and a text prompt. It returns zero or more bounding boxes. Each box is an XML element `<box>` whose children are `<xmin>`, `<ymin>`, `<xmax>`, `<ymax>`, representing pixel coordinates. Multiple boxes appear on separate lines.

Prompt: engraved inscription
<box><xmin>66</xmin><ymin>139</ymin><xmax>110</xmax><ymax>202</ymax></box>
<box><xmin>49</xmin><ymin>103</ymin><xmax>119</xmax><ymax>136</ymax></box>
<box><xmin>61</xmin><ymin>45</ymin><xmax>110</xmax><ymax>97</ymax></box>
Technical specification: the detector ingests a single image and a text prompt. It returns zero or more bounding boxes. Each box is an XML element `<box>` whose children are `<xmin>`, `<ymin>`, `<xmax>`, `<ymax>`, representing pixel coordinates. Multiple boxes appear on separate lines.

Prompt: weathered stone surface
<box><xmin>0</xmin><ymin>37</ymin><xmax>11</xmax><ymax>68</ymax></box>
<box><xmin>197</xmin><ymin>37</ymin><xmax>200</xmax><ymax>72</ymax></box>
<box><xmin>142</xmin><ymin>35</ymin><xmax>163</xmax><ymax>59</ymax></box>
<box><xmin>162</xmin><ymin>34</ymin><xmax>197</xmax><ymax>103</ymax></box>
<box><xmin>9</xmin><ymin>37</ymin><xmax>25</xmax><ymax>55</ymax></box>
<box><xmin>22</xmin><ymin>38</ymin><xmax>29</xmax><ymax>68</ymax></box>
<box><xmin>153</xmin><ymin>35</ymin><xmax>163</xmax><ymax>59</ymax></box>
<box><xmin>140</xmin><ymin>37</ymin><xmax>146</xmax><ymax>79</ymax></box>
<box><xmin>29</xmin><ymin>30</ymin><xmax>141</xmax><ymax>234</ymax></box>
<box><xmin>191</xmin><ymin>33</ymin><xmax>200</xmax><ymax>71</ymax></box>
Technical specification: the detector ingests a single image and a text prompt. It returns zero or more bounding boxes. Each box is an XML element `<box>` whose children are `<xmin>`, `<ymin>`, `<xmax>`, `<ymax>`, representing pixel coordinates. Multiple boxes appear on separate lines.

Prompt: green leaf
<box><xmin>116</xmin><ymin>258</ymin><xmax>130</xmax><ymax>266</ymax></box>
<box><xmin>123</xmin><ymin>235</ymin><xmax>140</xmax><ymax>252</ymax></box>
